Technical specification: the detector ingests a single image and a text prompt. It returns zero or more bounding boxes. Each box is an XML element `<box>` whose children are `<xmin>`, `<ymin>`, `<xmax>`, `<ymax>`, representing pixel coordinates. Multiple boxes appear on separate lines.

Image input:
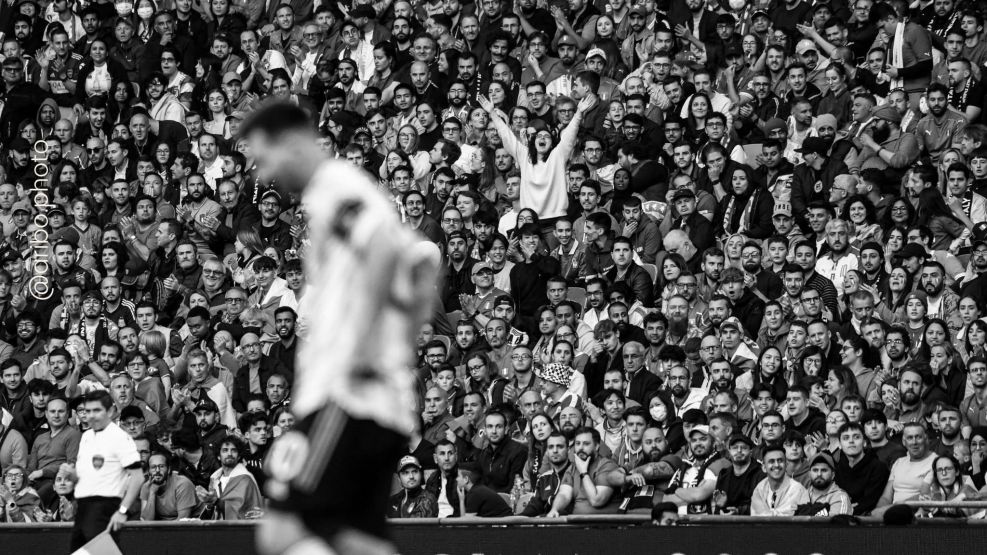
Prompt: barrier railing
<box><xmin>2</xmin><ymin>509</ymin><xmax>986</xmax><ymax>555</ymax></box>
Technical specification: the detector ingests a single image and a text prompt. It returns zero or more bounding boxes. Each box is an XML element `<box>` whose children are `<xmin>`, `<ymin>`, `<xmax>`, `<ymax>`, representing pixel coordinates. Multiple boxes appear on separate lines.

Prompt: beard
<box><xmin>811</xmin><ymin>476</ymin><xmax>832</xmax><ymax>490</ymax></box>
<box><xmin>671</xmin><ymin>384</ymin><xmax>687</xmax><ymax>398</ymax></box>
<box><xmin>871</xmin><ymin>124</ymin><xmax>892</xmax><ymax>144</ymax></box>
<box><xmin>742</xmin><ymin>260</ymin><xmax>760</xmax><ymax>273</ymax></box>
<box><xmin>448</xmin><ymin>94</ymin><xmax>465</xmax><ymax>107</ymax></box>
<box><xmin>646</xmin><ymin>448</ymin><xmax>665</xmax><ymax>462</ymax></box>
<box><xmin>901</xmin><ymin>390</ymin><xmax>920</xmax><ymax>405</ymax></box>
<box><xmin>922</xmin><ymin>280</ymin><xmax>944</xmax><ymax>296</ymax></box>
<box><xmin>669</xmin><ymin>316</ymin><xmax>689</xmax><ymax>337</ymax></box>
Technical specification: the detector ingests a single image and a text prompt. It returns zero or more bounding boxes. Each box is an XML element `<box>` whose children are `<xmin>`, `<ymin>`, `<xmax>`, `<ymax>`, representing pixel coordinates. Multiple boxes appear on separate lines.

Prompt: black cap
<box><xmin>120</xmin><ymin>405</ymin><xmax>145</xmax><ymax>421</ymax></box>
<box><xmin>193</xmin><ymin>398</ymin><xmax>219</xmax><ymax>413</ymax></box>
<box><xmin>896</xmin><ymin>243</ymin><xmax>926</xmax><ymax>260</ymax></box>
<box><xmin>796</xmin><ymin>137</ymin><xmax>830</xmax><ymax>156</ymax></box>
<box><xmin>727</xmin><ymin>433</ymin><xmax>754</xmax><ymax>448</ymax></box>
<box><xmin>493</xmin><ymin>294</ymin><xmax>515</xmax><ymax>308</ymax></box>
<box><xmin>8</xmin><ymin>137</ymin><xmax>31</xmax><ymax>152</ymax></box>
<box><xmin>670</xmin><ymin>188</ymin><xmax>696</xmax><ymax>202</ymax></box>
<box><xmin>0</xmin><ymin>248</ymin><xmax>20</xmax><ymax>264</ymax></box>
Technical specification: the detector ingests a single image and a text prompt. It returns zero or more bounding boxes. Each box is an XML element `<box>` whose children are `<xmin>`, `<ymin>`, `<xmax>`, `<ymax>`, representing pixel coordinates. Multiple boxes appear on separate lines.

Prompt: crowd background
<box><xmin>0</xmin><ymin>0</ymin><xmax>986</xmax><ymax>527</ymax></box>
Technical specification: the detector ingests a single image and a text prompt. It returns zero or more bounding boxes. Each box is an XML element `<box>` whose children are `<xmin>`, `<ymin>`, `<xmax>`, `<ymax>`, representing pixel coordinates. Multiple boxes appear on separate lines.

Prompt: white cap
<box><xmin>586</xmin><ymin>48</ymin><xmax>607</xmax><ymax>62</ymax></box>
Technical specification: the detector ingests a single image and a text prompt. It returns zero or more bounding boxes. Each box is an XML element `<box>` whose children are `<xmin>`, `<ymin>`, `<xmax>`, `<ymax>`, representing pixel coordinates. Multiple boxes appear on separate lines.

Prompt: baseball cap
<box><xmin>260</xmin><ymin>189</ymin><xmax>282</xmax><ymax>203</ymax></box>
<box><xmin>120</xmin><ymin>405</ymin><xmax>145</xmax><ymax>421</ymax></box>
<box><xmin>193</xmin><ymin>398</ymin><xmax>219</xmax><ymax>413</ymax></box>
<box><xmin>972</xmin><ymin>222</ymin><xmax>987</xmax><ymax>248</ymax></box>
<box><xmin>629</xmin><ymin>5</ymin><xmax>647</xmax><ymax>16</ymax></box>
<box><xmin>0</xmin><ymin>248</ymin><xmax>21</xmax><ymax>264</ymax></box>
<box><xmin>752</xmin><ymin>9</ymin><xmax>770</xmax><ymax>20</ymax></box>
<box><xmin>49</xmin><ymin>205</ymin><xmax>66</xmax><ymax>217</ymax></box>
<box><xmin>773</xmin><ymin>201</ymin><xmax>792</xmax><ymax>218</ymax></box>
<box><xmin>9</xmin><ymin>137</ymin><xmax>31</xmax><ymax>152</ymax></box>
<box><xmin>222</xmin><ymin>71</ymin><xmax>242</xmax><ymax>85</ymax></box>
<box><xmin>689</xmin><ymin>424</ymin><xmax>710</xmax><ymax>437</ymax></box>
<box><xmin>896</xmin><ymin>242</ymin><xmax>926</xmax><ymax>260</ymax></box>
<box><xmin>11</xmin><ymin>199</ymin><xmax>31</xmax><ymax>214</ymax></box>
<box><xmin>353</xmin><ymin>127</ymin><xmax>372</xmax><ymax>138</ymax></box>
<box><xmin>809</xmin><ymin>452</ymin><xmax>836</xmax><ymax>470</ymax></box>
<box><xmin>471</xmin><ymin>261</ymin><xmax>494</xmax><ymax>275</ymax></box>
<box><xmin>445</xmin><ymin>229</ymin><xmax>469</xmax><ymax>244</ymax></box>
<box><xmin>397</xmin><ymin>455</ymin><xmax>421</xmax><ymax>472</ymax></box>
<box><xmin>727</xmin><ymin>434</ymin><xmax>754</xmax><ymax>448</ymax></box>
<box><xmin>586</xmin><ymin>48</ymin><xmax>607</xmax><ymax>61</ymax></box>
<box><xmin>670</xmin><ymin>188</ymin><xmax>696</xmax><ymax>202</ymax></box>
<box><xmin>719</xmin><ymin>316</ymin><xmax>742</xmax><ymax>332</ymax></box>
<box><xmin>716</xmin><ymin>13</ymin><xmax>736</xmax><ymax>26</ymax></box>
<box><xmin>558</xmin><ymin>34</ymin><xmax>577</xmax><ymax>47</ymax></box>
<box><xmin>796</xmin><ymin>39</ymin><xmax>818</xmax><ymax>56</ymax></box>
<box><xmin>493</xmin><ymin>294</ymin><xmax>515</xmax><ymax>308</ymax></box>
<box><xmin>81</xmin><ymin>289</ymin><xmax>102</xmax><ymax>302</ymax></box>
<box><xmin>796</xmin><ymin>137</ymin><xmax>830</xmax><ymax>156</ymax></box>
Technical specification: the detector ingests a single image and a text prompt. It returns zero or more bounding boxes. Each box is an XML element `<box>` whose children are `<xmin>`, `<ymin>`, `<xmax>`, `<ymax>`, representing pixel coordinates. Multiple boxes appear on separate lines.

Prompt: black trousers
<box><xmin>70</xmin><ymin>496</ymin><xmax>121</xmax><ymax>552</ymax></box>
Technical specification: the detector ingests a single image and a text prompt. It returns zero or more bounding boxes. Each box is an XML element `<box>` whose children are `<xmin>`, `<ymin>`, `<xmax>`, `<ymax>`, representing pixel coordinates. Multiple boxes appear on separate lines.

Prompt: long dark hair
<box><xmin>915</xmin><ymin>188</ymin><xmax>961</xmax><ymax>226</ymax></box>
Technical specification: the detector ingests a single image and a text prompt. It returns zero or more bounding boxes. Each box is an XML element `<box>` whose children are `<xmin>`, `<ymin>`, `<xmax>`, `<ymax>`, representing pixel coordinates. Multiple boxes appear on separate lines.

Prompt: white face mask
<box><xmin>137</xmin><ymin>6</ymin><xmax>154</xmax><ymax>19</ymax></box>
<box><xmin>650</xmin><ymin>404</ymin><xmax>667</xmax><ymax>422</ymax></box>
<box><xmin>116</xmin><ymin>2</ymin><xmax>134</xmax><ymax>16</ymax></box>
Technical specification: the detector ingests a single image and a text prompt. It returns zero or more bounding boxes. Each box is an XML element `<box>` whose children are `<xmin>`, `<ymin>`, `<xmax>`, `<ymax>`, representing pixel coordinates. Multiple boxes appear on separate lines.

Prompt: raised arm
<box><xmin>479</xmin><ymin>94</ymin><xmax>524</xmax><ymax>161</ymax></box>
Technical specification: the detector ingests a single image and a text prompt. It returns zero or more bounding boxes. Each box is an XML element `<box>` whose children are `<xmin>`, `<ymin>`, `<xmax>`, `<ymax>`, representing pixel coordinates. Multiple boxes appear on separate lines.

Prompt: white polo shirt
<box><xmin>75</xmin><ymin>422</ymin><xmax>140</xmax><ymax>499</ymax></box>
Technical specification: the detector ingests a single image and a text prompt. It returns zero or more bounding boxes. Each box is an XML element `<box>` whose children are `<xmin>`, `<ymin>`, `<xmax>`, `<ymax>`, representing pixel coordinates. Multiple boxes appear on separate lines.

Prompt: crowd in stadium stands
<box><xmin>0</xmin><ymin>0</ymin><xmax>986</xmax><ymax>527</ymax></box>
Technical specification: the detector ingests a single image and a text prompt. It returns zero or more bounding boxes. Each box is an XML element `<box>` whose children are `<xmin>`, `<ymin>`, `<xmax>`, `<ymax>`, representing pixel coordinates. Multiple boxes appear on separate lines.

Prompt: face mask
<box><xmin>650</xmin><ymin>404</ymin><xmax>667</xmax><ymax>422</ymax></box>
<box><xmin>116</xmin><ymin>2</ymin><xmax>134</xmax><ymax>16</ymax></box>
<box><xmin>137</xmin><ymin>6</ymin><xmax>154</xmax><ymax>18</ymax></box>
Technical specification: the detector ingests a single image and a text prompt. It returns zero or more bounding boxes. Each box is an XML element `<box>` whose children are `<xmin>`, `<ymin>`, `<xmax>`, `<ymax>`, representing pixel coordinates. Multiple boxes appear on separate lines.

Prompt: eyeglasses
<box><xmin>303</xmin><ymin>33</ymin><xmax>320</xmax><ymax>38</ymax></box>
<box><xmin>203</xmin><ymin>269</ymin><xmax>224</xmax><ymax>276</ymax></box>
<box><xmin>241</xmin><ymin>343</ymin><xmax>260</xmax><ymax>350</ymax></box>
<box><xmin>885</xmin><ymin>339</ymin><xmax>904</xmax><ymax>345</ymax></box>
<box><xmin>225</xmin><ymin>297</ymin><xmax>245</xmax><ymax>302</ymax></box>
<box><xmin>936</xmin><ymin>467</ymin><xmax>956</xmax><ymax>473</ymax></box>
<box><xmin>160</xmin><ymin>57</ymin><xmax>176</xmax><ymax>62</ymax></box>
<box><xmin>701</xmin><ymin>346</ymin><xmax>720</xmax><ymax>352</ymax></box>
<box><xmin>891</xmin><ymin>206</ymin><xmax>908</xmax><ymax>213</ymax></box>
<box><xmin>511</xmin><ymin>354</ymin><xmax>532</xmax><ymax>360</ymax></box>
<box><xmin>87</xmin><ymin>147</ymin><xmax>103</xmax><ymax>153</ymax></box>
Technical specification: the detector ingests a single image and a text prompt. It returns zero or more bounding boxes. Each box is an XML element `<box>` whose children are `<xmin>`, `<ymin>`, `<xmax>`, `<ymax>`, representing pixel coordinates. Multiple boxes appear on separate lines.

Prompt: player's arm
<box><xmin>258</xmin><ymin>509</ymin><xmax>335</xmax><ymax>555</ymax></box>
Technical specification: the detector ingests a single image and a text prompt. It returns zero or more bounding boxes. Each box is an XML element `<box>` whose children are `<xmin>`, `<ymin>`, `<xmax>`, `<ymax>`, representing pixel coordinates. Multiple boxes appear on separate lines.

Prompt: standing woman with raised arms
<box><xmin>477</xmin><ymin>92</ymin><xmax>597</xmax><ymax>234</ymax></box>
